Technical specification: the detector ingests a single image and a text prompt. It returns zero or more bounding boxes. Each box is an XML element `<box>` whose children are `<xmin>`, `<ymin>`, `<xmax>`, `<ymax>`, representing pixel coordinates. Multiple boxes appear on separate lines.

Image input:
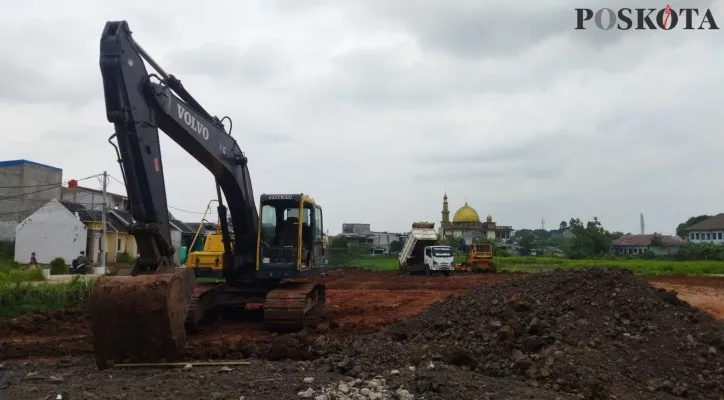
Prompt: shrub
<box><xmin>49</xmin><ymin>257</ymin><xmax>69</xmax><ymax>275</ymax></box>
<box><xmin>641</xmin><ymin>250</ymin><xmax>656</xmax><ymax>260</ymax></box>
<box><xmin>116</xmin><ymin>251</ymin><xmax>135</xmax><ymax>264</ymax></box>
<box><xmin>0</xmin><ymin>240</ymin><xmax>15</xmax><ymax>259</ymax></box>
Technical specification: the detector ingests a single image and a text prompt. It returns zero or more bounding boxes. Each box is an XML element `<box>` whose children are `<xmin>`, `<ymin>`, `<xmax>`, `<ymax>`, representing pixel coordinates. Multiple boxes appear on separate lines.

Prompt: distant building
<box><xmin>61</xmin><ymin>185</ymin><xmax>130</xmax><ymax>212</ymax></box>
<box><xmin>14</xmin><ymin>197</ymin><xmax>197</xmax><ymax>265</ymax></box>
<box><xmin>684</xmin><ymin>214</ymin><xmax>724</xmax><ymax>245</ymax></box>
<box><xmin>342</xmin><ymin>223</ymin><xmax>371</xmax><ymax>235</ymax></box>
<box><xmin>338</xmin><ymin>223</ymin><xmax>405</xmax><ymax>254</ymax></box>
<box><xmin>0</xmin><ymin>159</ymin><xmax>63</xmax><ymax>240</ymax></box>
<box><xmin>610</xmin><ymin>234</ymin><xmax>686</xmax><ymax>256</ymax></box>
<box><xmin>439</xmin><ymin>193</ymin><xmax>514</xmax><ymax>244</ymax></box>
<box><xmin>14</xmin><ymin>199</ymin><xmax>88</xmax><ymax>264</ymax></box>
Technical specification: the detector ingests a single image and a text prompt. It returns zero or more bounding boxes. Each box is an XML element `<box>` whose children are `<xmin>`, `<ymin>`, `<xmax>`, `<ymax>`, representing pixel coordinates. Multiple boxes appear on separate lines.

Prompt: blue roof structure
<box><xmin>0</xmin><ymin>159</ymin><xmax>62</xmax><ymax>172</ymax></box>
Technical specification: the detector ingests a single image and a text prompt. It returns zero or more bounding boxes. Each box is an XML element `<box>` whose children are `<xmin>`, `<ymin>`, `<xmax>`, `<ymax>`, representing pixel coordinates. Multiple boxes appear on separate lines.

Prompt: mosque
<box><xmin>439</xmin><ymin>193</ymin><xmax>514</xmax><ymax>244</ymax></box>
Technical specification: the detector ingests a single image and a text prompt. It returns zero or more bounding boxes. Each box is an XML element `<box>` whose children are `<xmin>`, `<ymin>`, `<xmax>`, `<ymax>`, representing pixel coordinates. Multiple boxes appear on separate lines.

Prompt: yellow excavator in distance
<box><xmin>455</xmin><ymin>242</ymin><xmax>497</xmax><ymax>273</ymax></box>
<box><xmin>184</xmin><ymin>200</ymin><xmax>228</xmax><ymax>279</ymax></box>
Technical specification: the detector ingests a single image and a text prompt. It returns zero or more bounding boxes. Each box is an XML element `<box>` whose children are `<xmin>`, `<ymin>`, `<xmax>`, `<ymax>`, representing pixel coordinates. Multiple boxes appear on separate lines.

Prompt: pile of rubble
<box><xmin>296</xmin><ymin>376</ymin><xmax>414</xmax><ymax>400</ymax></box>
<box><xmin>318</xmin><ymin>268</ymin><xmax>724</xmax><ymax>399</ymax></box>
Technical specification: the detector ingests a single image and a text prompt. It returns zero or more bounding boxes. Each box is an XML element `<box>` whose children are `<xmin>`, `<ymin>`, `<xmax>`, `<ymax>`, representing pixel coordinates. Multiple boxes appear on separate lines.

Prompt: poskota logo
<box><xmin>575</xmin><ymin>5</ymin><xmax>720</xmax><ymax>30</ymax></box>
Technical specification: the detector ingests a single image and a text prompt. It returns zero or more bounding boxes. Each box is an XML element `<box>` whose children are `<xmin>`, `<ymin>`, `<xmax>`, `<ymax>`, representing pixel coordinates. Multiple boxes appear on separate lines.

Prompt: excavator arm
<box><xmin>90</xmin><ymin>21</ymin><xmax>326</xmax><ymax>369</ymax></box>
<box><xmin>90</xmin><ymin>20</ymin><xmax>261</xmax><ymax>368</ymax></box>
<box><xmin>100</xmin><ymin>20</ymin><xmax>259</xmax><ymax>283</ymax></box>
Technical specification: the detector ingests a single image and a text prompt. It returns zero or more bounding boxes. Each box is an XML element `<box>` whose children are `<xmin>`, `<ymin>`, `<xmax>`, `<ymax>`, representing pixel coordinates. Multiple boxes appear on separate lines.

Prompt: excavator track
<box><xmin>184</xmin><ymin>284</ymin><xmax>220</xmax><ymax>333</ymax></box>
<box><xmin>263</xmin><ymin>281</ymin><xmax>326</xmax><ymax>332</ymax></box>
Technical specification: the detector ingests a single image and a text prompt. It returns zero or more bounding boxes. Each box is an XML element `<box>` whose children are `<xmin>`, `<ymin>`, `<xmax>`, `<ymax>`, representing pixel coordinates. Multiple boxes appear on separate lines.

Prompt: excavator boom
<box><xmin>90</xmin><ymin>21</ymin><xmax>260</xmax><ymax>368</ymax></box>
<box><xmin>91</xmin><ymin>21</ymin><xmax>327</xmax><ymax>369</ymax></box>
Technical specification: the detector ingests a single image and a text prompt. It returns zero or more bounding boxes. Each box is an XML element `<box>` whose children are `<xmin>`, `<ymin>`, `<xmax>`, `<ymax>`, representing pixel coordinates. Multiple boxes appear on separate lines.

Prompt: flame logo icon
<box><xmin>664</xmin><ymin>4</ymin><xmax>672</xmax><ymax>29</ymax></box>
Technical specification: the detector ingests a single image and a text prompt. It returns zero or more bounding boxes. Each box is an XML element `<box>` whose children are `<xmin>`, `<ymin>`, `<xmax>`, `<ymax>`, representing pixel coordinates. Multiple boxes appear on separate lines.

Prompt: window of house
<box><xmin>706</xmin><ymin>233</ymin><xmax>711</xmax><ymax>240</ymax></box>
<box><xmin>695</xmin><ymin>233</ymin><xmax>700</xmax><ymax>240</ymax></box>
<box><xmin>719</xmin><ymin>233</ymin><xmax>723</xmax><ymax>240</ymax></box>
<box><xmin>117</xmin><ymin>238</ymin><xmax>122</xmax><ymax>251</ymax></box>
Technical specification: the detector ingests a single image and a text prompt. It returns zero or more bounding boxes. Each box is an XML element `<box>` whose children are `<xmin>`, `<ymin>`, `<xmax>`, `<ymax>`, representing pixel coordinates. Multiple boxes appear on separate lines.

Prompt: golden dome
<box><xmin>452</xmin><ymin>202</ymin><xmax>481</xmax><ymax>223</ymax></box>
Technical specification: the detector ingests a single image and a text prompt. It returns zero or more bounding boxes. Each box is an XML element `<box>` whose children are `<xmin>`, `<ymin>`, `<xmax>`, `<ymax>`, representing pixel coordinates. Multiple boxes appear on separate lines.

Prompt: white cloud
<box><xmin>1</xmin><ymin>0</ymin><xmax>723</xmax><ymax>236</ymax></box>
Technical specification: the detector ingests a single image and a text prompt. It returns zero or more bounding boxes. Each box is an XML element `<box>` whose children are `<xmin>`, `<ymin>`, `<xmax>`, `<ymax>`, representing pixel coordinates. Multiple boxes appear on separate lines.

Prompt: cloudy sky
<box><xmin>1</xmin><ymin>0</ymin><xmax>723</xmax><ymax>235</ymax></box>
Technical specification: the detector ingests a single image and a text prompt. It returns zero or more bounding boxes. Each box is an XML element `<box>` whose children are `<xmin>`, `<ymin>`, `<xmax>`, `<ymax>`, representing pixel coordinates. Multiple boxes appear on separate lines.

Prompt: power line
<box><xmin>0</xmin><ymin>173</ymin><xmax>215</xmax><ymax>221</ymax></box>
<box><xmin>0</xmin><ymin>174</ymin><xmax>100</xmax><ymax>200</ymax></box>
<box><xmin>0</xmin><ymin>182</ymin><xmax>63</xmax><ymax>189</ymax></box>
<box><xmin>107</xmin><ymin>174</ymin><xmax>217</xmax><ymax>216</ymax></box>
<box><xmin>0</xmin><ymin>185</ymin><xmax>66</xmax><ymax>201</ymax></box>
<box><xmin>0</xmin><ymin>174</ymin><xmax>100</xmax><ymax>189</ymax></box>
<box><xmin>0</xmin><ymin>202</ymin><xmax>108</xmax><ymax>217</ymax></box>
<box><xmin>169</xmin><ymin>205</ymin><xmax>217</xmax><ymax>215</ymax></box>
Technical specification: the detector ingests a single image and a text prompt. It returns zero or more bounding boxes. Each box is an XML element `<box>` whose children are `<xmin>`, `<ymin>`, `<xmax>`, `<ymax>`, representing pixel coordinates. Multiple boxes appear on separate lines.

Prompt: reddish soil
<box><xmin>0</xmin><ymin>270</ymin><xmax>722</xmax><ymax>362</ymax></box>
<box><xmin>648</xmin><ymin>274</ymin><xmax>724</xmax><ymax>320</ymax></box>
<box><xmin>1</xmin><ymin>269</ymin><xmax>724</xmax><ymax>400</ymax></box>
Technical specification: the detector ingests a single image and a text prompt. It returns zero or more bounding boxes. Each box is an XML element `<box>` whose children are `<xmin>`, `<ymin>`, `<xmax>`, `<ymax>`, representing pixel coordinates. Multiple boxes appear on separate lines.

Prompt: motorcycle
<box><xmin>70</xmin><ymin>259</ymin><xmax>89</xmax><ymax>275</ymax></box>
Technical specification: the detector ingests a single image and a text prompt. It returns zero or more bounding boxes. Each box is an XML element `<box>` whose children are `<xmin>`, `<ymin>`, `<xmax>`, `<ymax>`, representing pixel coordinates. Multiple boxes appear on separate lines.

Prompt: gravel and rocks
<box><xmin>297</xmin><ymin>376</ymin><xmax>414</xmax><ymax>400</ymax></box>
<box><xmin>318</xmin><ymin>268</ymin><xmax>724</xmax><ymax>399</ymax></box>
<box><xmin>2</xmin><ymin>268</ymin><xmax>723</xmax><ymax>399</ymax></box>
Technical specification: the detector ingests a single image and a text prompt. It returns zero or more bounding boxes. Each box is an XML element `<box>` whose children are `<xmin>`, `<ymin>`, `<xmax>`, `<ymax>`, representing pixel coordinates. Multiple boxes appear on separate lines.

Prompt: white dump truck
<box><xmin>398</xmin><ymin>222</ymin><xmax>455</xmax><ymax>276</ymax></box>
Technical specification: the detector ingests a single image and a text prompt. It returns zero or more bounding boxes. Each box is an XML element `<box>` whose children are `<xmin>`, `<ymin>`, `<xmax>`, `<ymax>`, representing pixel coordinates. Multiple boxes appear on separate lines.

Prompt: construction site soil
<box><xmin>1</xmin><ymin>268</ymin><xmax>723</xmax><ymax>400</ymax></box>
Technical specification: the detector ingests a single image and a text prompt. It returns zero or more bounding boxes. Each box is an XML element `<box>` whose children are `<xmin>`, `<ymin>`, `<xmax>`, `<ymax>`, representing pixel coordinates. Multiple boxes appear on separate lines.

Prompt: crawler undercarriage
<box><xmin>89</xmin><ymin>269</ymin><xmax>325</xmax><ymax>369</ymax></box>
<box><xmin>185</xmin><ymin>280</ymin><xmax>327</xmax><ymax>332</ymax></box>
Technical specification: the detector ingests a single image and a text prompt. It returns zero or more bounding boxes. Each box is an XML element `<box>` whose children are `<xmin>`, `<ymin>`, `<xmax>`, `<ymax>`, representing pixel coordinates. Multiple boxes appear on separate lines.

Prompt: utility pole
<box><xmin>100</xmin><ymin>171</ymin><xmax>108</xmax><ymax>274</ymax></box>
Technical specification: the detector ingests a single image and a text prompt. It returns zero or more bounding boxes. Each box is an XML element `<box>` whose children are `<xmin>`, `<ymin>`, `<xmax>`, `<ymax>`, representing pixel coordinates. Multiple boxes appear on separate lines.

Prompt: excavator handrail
<box><xmin>187</xmin><ymin>199</ymin><xmax>219</xmax><ymax>255</ymax></box>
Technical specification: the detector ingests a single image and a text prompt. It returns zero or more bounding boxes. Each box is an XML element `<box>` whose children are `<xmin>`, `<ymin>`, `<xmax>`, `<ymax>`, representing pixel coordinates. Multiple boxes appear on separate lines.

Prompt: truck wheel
<box><xmin>443</xmin><ymin>271</ymin><xmax>452</xmax><ymax>277</ymax></box>
<box><xmin>424</xmin><ymin>266</ymin><xmax>431</xmax><ymax>276</ymax></box>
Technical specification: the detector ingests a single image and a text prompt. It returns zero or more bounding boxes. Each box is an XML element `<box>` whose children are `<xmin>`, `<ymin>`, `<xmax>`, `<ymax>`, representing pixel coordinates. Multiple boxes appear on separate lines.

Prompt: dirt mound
<box><xmin>0</xmin><ymin>308</ymin><xmax>88</xmax><ymax>335</ymax></box>
<box><xmin>321</xmin><ymin>268</ymin><xmax>724</xmax><ymax>399</ymax></box>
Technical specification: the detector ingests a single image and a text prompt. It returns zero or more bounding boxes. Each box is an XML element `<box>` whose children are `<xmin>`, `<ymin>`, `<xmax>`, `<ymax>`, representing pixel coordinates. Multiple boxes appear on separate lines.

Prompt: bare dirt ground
<box><xmin>0</xmin><ymin>269</ymin><xmax>723</xmax><ymax>400</ymax></box>
<box><xmin>648</xmin><ymin>275</ymin><xmax>724</xmax><ymax>320</ymax></box>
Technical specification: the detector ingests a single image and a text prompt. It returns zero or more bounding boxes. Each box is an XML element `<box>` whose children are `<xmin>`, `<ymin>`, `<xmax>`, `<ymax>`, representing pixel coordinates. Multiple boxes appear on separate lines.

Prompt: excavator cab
<box><xmin>257</xmin><ymin>193</ymin><xmax>326</xmax><ymax>277</ymax></box>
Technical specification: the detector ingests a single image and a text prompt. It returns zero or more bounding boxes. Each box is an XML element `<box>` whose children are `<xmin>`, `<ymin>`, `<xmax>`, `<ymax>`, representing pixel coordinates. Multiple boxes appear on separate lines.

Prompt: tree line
<box><xmin>327</xmin><ymin>214</ymin><xmax>723</xmax><ymax>264</ymax></box>
<box><xmin>514</xmin><ymin>215</ymin><xmax>722</xmax><ymax>261</ymax></box>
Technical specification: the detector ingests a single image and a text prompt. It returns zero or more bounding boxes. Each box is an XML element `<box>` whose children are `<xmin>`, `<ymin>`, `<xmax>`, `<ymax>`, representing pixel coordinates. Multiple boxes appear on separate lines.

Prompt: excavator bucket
<box><xmin>89</xmin><ymin>268</ymin><xmax>196</xmax><ymax>369</ymax></box>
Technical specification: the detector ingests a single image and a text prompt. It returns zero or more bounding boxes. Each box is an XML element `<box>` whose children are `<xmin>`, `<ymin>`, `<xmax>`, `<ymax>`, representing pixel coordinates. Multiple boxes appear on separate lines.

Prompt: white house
<box><xmin>610</xmin><ymin>234</ymin><xmax>686</xmax><ymax>256</ymax></box>
<box><xmin>685</xmin><ymin>214</ymin><xmax>724</xmax><ymax>245</ymax></box>
<box><xmin>14</xmin><ymin>199</ymin><xmax>88</xmax><ymax>264</ymax></box>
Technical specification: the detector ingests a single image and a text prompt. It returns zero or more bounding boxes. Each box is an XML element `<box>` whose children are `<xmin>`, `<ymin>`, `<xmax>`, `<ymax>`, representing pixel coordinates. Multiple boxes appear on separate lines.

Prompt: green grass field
<box><xmin>345</xmin><ymin>255</ymin><xmax>724</xmax><ymax>276</ymax></box>
<box><xmin>0</xmin><ymin>278</ymin><xmax>93</xmax><ymax>319</ymax></box>
<box><xmin>0</xmin><ymin>258</ymin><xmax>46</xmax><ymax>284</ymax></box>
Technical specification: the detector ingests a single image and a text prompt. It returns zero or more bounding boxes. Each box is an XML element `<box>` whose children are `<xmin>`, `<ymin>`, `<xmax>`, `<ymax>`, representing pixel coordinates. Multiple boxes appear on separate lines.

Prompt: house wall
<box><xmin>14</xmin><ymin>200</ymin><xmax>87</xmax><ymax>264</ymax></box>
<box><xmin>370</xmin><ymin>232</ymin><xmax>405</xmax><ymax>253</ymax></box>
<box><xmin>342</xmin><ymin>223</ymin><xmax>371</xmax><ymax>235</ymax></box>
<box><xmin>171</xmin><ymin>230</ymin><xmax>182</xmax><ymax>264</ymax></box>
<box><xmin>60</xmin><ymin>187</ymin><xmax>129</xmax><ymax>212</ymax></box>
<box><xmin>106</xmin><ymin>232</ymin><xmax>137</xmax><ymax>262</ymax></box>
<box><xmin>0</xmin><ymin>161</ymin><xmax>63</xmax><ymax>240</ymax></box>
<box><xmin>88</xmin><ymin>230</ymin><xmax>138</xmax><ymax>263</ymax></box>
<box><xmin>688</xmin><ymin>230</ymin><xmax>724</xmax><ymax>245</ymax></box>
<box><xmin>612</xmin><ymin>245</ymin><xmax>680</xmax><ymax>256</ymax></box>
<box><xmin>126</xmin><ymin>235</ymin><xmax>138</xmax><ymax>257</ymax></box>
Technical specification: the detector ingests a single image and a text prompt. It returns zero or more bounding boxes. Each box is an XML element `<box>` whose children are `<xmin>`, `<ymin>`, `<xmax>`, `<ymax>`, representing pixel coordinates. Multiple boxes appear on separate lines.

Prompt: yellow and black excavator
<box><xmin>90</xmin><ymin>21</ymin><xmax>327</xmax><ymax>368</ymax></box>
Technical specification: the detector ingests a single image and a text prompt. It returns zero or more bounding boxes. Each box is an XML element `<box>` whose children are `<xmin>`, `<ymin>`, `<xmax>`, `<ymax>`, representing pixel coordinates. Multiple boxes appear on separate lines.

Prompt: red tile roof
<box><xmin>611</xmin><ymin>234</ymin><xmax>685</xmax><ymax>247</ymax></box>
